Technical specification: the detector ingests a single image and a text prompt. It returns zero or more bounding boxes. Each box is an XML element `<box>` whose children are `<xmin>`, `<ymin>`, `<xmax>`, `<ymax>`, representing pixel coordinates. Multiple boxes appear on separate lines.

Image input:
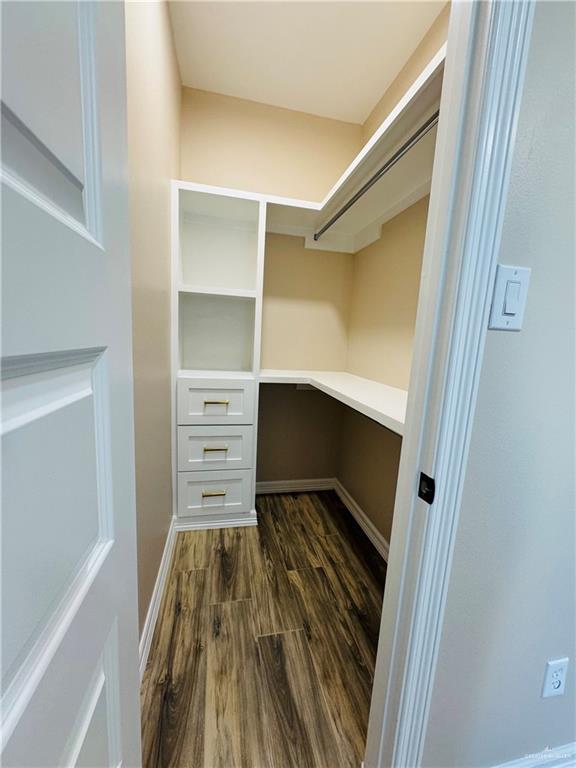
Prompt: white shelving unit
<box><xmin>171</xmin><ymin>187</ymin><xmax>266</xmax><ymax>529</ymax></box>
<box><xmin>171</xmin><ymin>48</ymin><xmax>444</xmax><ymax>528</ymax></box>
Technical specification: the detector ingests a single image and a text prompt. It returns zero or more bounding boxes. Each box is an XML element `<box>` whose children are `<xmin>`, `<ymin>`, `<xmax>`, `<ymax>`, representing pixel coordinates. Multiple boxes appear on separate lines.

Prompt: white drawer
<box><xmin>177</xmin><ymin>425</ymin><xmax>253</xmax><ymax>472</ymax></box>
<box><xmin>177</xmin><ymin>378</ymin><xmax>255</xmax><ymax>425</ymax></box>
<box><xmin>177</xmin><ymin>470</ymin><xmax>252</xmax><ymax>517</ymax></box>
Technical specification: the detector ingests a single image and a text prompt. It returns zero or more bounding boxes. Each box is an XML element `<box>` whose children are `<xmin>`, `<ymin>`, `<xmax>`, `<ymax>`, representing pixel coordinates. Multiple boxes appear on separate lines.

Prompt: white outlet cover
<box><xmin>542</xmin><ymin>657</ymin><xmax>569</xmax><ymax>698</ymax></box>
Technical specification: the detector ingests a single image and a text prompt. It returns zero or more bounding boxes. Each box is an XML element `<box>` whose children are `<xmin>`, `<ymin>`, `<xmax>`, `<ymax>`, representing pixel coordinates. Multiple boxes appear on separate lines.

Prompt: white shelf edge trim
<box><xmin>260</xmin><ymin>369</ymin><xmax>407</xmax><ymax>436</ymax></box>
<box><xmin>138</xmin><ymin>516</ymin><xmax>177</xmax><ymax>681</ymax></box>
<box><xmin>255</xmin><ymin>477</ymin><xmax>390</xmax><ymax>562</ymax></box>
<box><xmin>177</xmin><ymin>369</ymin><xmax>256</xmax><ymax>380</ymax></box>
<box><xmin>172</xmin><ymin>179</ymin><xmax>321</xmax><ymax>211</ymax></box>
<box><xmin>177</xmin><ymin>284</ymin><xmax>256</xmax><ymax>299</ymax></box>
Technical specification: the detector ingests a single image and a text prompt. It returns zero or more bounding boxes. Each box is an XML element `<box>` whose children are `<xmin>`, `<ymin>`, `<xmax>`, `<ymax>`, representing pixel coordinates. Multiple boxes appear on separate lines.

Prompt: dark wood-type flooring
<box><xmin>141</xmin><ymin>491</ymin><xmax>387</xmax><ymax>768</ymax></box>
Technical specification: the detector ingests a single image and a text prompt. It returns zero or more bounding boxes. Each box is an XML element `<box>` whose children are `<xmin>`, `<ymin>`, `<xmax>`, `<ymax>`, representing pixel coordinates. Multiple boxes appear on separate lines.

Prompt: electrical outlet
<box><xmin>542</xmin><ymin>658</ymin><xmax>569</xmax><ymax>698</ymax></box>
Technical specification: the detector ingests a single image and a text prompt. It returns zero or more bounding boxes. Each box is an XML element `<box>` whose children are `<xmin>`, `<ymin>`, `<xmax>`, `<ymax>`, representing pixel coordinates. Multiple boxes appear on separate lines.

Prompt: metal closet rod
<box><xmin>313</xmin><ymin>109</ymin><xmax>440</xmax><ymax>241</ymax></box>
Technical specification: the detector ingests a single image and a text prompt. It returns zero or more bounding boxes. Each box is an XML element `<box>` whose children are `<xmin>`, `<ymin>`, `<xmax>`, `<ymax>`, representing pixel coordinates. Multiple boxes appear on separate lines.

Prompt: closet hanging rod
<box><xmin>313</xmin><ymin>109</ymin><xmax>440</xmax><ymax>241</ymax></box>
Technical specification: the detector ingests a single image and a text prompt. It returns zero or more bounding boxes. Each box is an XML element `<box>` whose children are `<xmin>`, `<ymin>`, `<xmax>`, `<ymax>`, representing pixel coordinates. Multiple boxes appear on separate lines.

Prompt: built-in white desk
<box><xmin>259</xmin><ymin>370</ymin><xmax>407</xmax><ymax>436</ymax></box>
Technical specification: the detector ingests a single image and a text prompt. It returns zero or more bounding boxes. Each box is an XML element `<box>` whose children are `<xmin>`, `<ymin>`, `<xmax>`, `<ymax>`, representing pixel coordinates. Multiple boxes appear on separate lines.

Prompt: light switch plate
<box><xmin>488</xmin><ymin>264</ymin><xmax>531</xmax><ymax>331</ymax></box>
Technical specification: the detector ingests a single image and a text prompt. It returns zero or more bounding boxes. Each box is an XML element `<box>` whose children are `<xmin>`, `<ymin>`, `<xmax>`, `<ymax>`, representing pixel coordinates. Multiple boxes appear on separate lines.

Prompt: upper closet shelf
<box><xmin>259</xmin><ymin>369</ymin><xmax>407</xmax><ymax>436</ymax></box>
<box><xmin>265</xmin><ymin>46</ymin><xmax>446</xmax><ymax>254</ymax></box>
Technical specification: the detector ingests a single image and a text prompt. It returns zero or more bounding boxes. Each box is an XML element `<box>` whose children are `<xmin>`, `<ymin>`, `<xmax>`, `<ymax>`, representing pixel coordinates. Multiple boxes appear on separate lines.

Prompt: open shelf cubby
<box><xmin>179</xmin><ymin>292</ymin><xmax>255</xmax><ymax>372</ymax></box>
<box><xmin>179</xmin><ymin>189</ymin><xmax>259</xmax><ymax>293</ymax></box>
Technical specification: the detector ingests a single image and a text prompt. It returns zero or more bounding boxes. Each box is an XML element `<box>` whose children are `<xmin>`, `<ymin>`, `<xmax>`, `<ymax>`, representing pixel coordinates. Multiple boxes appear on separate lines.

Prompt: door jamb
<box><xmin>364</xmin><ymin>2</ymin><xmax>536</xmax><ymax>766</ymax></box>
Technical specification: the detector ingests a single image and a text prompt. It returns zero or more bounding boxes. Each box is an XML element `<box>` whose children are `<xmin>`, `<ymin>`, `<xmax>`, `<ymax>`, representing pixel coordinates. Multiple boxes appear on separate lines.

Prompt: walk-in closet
<box><xmin>140</xmin><ymin>3</ymin><xmax>448</xmax><ymax>766</ymax></box>
<box><xmin>4</xmin><ymin>0</ymin><xmax>572</xmax><ymax>765</ymax></box>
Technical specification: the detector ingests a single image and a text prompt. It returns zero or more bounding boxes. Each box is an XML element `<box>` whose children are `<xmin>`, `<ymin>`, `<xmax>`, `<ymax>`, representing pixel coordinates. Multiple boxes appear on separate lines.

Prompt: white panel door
<box><xmin>1</xmin><ymin>2</ymin><xmax>141</xmax><ymax>766</ymax></box>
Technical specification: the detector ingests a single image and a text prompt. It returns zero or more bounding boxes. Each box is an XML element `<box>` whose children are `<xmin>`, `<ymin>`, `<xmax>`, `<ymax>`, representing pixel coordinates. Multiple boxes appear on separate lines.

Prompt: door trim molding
<box><xmin>138</xmin><ymin>517</ymin><xmax>177</xmax><ymax>681</ymax></box>
<box><xmin>365</xmin><ymin>2</ymin><xmax>537</xmax><ymax>767</ymax></box>
<box><xmin>1</xmin><ymin>346</ymin><xmax>105</xmax><ymax>380</ymax></box>
<box><xmin>2</xmin><ymin>540</ymin><xmax>114</xmax><ymax>744</ymax></box>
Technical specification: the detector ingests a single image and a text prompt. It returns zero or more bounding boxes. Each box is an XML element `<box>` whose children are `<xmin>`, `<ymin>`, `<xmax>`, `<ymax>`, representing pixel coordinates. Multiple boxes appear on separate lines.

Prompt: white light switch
<box><xmin>489</xmin><ymin>265</ymin><xmax>531</xmax><ymax>331</ymax></box>
<box><xmin>503</xmin><ymin>280</ymin><xmax>521</xmax><ymax>315</ymax></box>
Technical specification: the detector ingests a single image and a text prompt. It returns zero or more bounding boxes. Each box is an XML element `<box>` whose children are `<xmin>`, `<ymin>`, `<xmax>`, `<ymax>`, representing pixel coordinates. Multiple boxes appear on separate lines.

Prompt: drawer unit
<box><xmin>177</xmin><ymin>425</ymin><xmax>253</xmax><ymax>472</ymax></box>
<box><xmin>177</xmin><ymin>378</ymin><xmax>255</xmax><ymax>425</ymax></box>
<box><xmin>177</xmin><ymin>470</ymin><xmax>252</xmax><ymax>517</ymax></box>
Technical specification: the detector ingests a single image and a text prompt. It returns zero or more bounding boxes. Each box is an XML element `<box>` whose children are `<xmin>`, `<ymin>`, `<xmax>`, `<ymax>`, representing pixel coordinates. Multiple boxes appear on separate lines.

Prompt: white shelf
<box><xmin>179</xmin><ymin>190</ymin><xmax>259</xmax><ymax>290</ymax></box>
<box><xmin>178</xmin><ymin>284</ymin><xmax>257</xmax><ymax>299</ymax></box>
<box><xmin>178</xmin><ymin>369</ymin><xmax>256</xmax><ymax>380</ymax></box>
<box><xmin>259</xmin><ymin>369</ymin><xmax>407</xmax><ymax>436</ymax></box>
<box><xmin>179</xmin><ymin>292</ymin><xmax>255</xmax><ymax>372</ymax></box>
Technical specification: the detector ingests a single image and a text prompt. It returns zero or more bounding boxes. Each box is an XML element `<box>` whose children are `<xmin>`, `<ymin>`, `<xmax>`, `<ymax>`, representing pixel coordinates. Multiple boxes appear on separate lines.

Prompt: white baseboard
<box><xmin>334</xmin><ymin>479</ymin><xmax>390</xmax><ymax>562</ymax></box>
<box><xmin>173</xmin><ymin>510</ymin><xmax>258</xmax><ymax>532</ymax></box>
<box><xmin>256</xmin><ymin>478</ymin><xmax>336</xmax><ymax>494</ymax></box>
<box><xmin>256</xmin><ymin>477</ymin><xmax>390</xmax><ymax>562</ymax></box>
<box><xmin>138</xmin><ymin>515</ymin><xmax>177</xmax><ymax>681</ymax></box>
<box><xmin>494</xmin><ymin>743</ymin><xmax>576</xmax><ymax>768</ymax></box>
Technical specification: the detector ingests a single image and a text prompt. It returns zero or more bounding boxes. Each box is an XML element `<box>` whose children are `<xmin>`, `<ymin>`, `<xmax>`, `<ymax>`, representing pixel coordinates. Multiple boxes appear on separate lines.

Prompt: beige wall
<box><xmin>263</xmin><ymin>199</ymin><xmax>427</xmax><ymax>384</ymax></box>
<box><xmin>258</xmin><ymin>203</ymin><xmax>427</xmax><ymax>541</ymax></box>
<box><xmin>423</xmin><ymin>3</ymin><xmax>575</xmax><ymax>764</ymax></box>
<box><xmin>259</xmin><ymin>211</ymin><xmax>420</xmax><ymax>543</ymax></box>
<box><xmin>257</xmin><ymin>385</ymin><xmax>343</xmax><ymax>482</ymax></box>
<box><xmin>338</xmin><ymin>411</ymin><xmax>402</xmax><ymax>541</ymax></box>
<box><xmin>125</xmin><ymin>0</ymin><xmax>181</xmax><ymax>631</ymax></box>
<box><xmin>262</xmin><ymin>234</ymin><xmax>353</xmax><ymax>370</ymax></box>
<box><xmin>362</xmin><ymin>4</ymin><xmax>450</xmax><ymax>143</ymax></box>
<box><xmin>347</xmin><ymin>197</ymin><xmax>429</xmax><ymax>390</ymax></box>
<box><xmin>256</xmin><ymin>388</ymin><xmax>401</xmax><ymax>544</ymax></box>
<box><xmin>180</xmin><ymin>88</ymin><xmax>363</xmax><ymax>200</ymax></box>
<box><xmin>179</xmin><ymin>7</ymin><xmax>448</xmax><ymax>200</ymax></box>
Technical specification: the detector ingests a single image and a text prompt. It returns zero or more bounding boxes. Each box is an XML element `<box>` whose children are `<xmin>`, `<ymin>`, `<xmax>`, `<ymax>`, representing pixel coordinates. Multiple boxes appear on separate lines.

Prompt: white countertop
<box><xmin>259</xmin><ymin>369</ymin><xmax>407</xmax><ymax>436</ymax></box>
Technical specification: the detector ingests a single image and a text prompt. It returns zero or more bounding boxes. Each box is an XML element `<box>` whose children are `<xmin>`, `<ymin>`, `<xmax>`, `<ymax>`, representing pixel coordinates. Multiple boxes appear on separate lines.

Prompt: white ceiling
<box><xmin>169</xmin><ymin>2</ymin><xmax>446</xmax><ymax>124</ymax></box>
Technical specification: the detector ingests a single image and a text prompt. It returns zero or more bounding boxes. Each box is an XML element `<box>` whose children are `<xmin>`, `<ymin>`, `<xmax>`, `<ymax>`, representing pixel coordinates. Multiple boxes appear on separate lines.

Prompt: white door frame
<box><xmin>364</xmin><ymin>2</ymin><xmax>536</xmax><ymax>766</ymax></box>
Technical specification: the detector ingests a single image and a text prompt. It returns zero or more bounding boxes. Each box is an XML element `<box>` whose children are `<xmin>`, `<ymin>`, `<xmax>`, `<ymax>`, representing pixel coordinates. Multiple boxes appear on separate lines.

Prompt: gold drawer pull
<box><xmin>203</xmin><ymin>445</ymin><xmax>229</xmax><ymax>453</ymax></box>
<box><xmin>202</xmin><ymin>490</ymin><xmax>227</xmax><ymax>498</ymax></box>
<box><xmin>204</xmin><ymin>399</ymin><xmax>229</xmax><ymax>406</ymax></box>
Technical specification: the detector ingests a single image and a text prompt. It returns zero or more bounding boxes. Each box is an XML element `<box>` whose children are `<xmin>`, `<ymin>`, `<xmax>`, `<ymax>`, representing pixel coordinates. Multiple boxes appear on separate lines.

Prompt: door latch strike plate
<box><xmin>418</xmin><ymin>472</ymin><xmax>435</xmax><ymax>504</ymax></box>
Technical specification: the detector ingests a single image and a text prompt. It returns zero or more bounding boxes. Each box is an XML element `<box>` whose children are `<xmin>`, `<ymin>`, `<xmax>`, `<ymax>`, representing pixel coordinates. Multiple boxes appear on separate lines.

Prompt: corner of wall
<box><xmin>125</xmin><ymin>0</ymin><xmax>183</xmax><ymax>634</ymax></box>
<box><xmin>178</xmin><ymin>88</ymin><xmax>363</xmax><ymax>200</ymax></box>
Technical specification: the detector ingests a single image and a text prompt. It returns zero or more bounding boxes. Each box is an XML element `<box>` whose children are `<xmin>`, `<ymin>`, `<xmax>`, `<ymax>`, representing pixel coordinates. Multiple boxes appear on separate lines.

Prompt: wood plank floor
<box><xmin>141</xmin><ymin>491</ymin><xmax>386</xmax><ymax>768</ymax></box>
